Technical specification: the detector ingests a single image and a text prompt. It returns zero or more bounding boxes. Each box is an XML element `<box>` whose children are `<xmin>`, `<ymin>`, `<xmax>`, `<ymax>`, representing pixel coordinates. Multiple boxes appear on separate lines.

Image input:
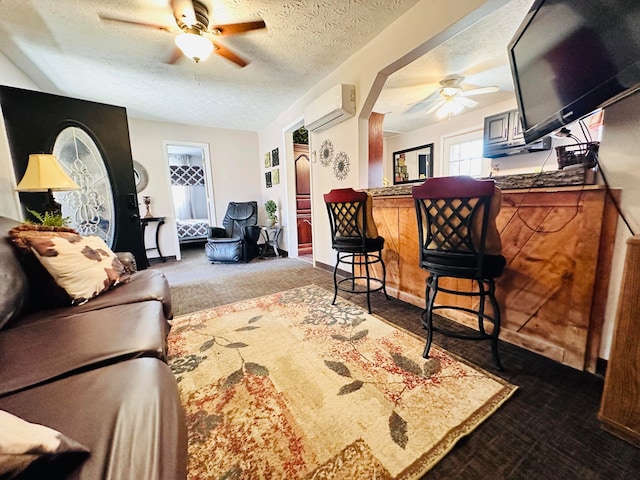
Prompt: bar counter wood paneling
<box><xmin>371</xmin><ymin>185</ymin><xmax>619</xmax><ymax>371</ymax></box>
<box><xmin>598</xmin><ymin>236</ymin><xmax>640</xmax><ymax>447</ymax></box>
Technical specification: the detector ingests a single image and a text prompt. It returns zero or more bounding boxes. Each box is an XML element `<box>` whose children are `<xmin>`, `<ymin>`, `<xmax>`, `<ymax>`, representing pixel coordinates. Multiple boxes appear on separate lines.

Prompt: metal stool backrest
<box><xmin>324</xmin><ymin>188</ymin><xmax>369</xmax><ymax>250</ymax></box>
<box><xmin>412</xmin><ymin>176</ymin><xmax>497</xmax><ymax>278</ymax></box>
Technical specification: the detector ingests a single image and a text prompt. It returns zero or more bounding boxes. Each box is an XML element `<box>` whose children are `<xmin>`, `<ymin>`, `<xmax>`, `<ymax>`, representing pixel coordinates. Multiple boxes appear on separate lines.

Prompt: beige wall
<box><xmin>0</xmin><ymin>53</ymin><xmax>261</xmax><ymax>261</ymax></box>
<box><xmin>127</xmin><ymin>118</ymin><xmax>260</xmax><ymax>260</ymax></box>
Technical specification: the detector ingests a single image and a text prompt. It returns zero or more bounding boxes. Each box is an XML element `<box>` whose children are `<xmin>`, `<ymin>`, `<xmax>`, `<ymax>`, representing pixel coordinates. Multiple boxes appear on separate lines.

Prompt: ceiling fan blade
<box><xmin>98</xmin><ymin>14</ymin><xmax>172</xmax><ymax>32</ymax></box>
<box><xmin>456</xmin><ymin>96</ymin><xmax>479</xmax><ymax>108</ymax></box>
<box><xmin>164</xmin><ymin>46</ymin><xmax>184</xmax><ymax>65</ymax></box>
<box><xmin>425</xmin><ymin>99</ymin><xmax>446</xmax><ymax>115</ymax></box>
<box><xmin>212</xmin><ymin>41</ymin><xmax>249</xmax><ymax>67</ymax></box>
<box><xmin>406</xmin><ymin>87</ymin><xmax>441</xmax><ymax>107</ymax></box>
<box><xmin>209</xmin><ymin>20</ymin><xmax>266</xmax><ymax>36</ymax></box>
<box><xmin>462</xmin><ymin>86</ymin><xmax>499</xmax><ymax>96</ymax></box>
<box><xmin>171</xmin><ymin>0</ymin><xmax>197</xmax><ymax>27</ymax></box>
<box><xmin>407</xmin><ymin>98</ymin><xmax>434</xmax><ymax>107</ymax></box>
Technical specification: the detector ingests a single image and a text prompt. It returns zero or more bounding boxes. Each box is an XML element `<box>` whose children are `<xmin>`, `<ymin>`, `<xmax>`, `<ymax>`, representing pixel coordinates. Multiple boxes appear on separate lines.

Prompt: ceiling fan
<box><xmin>412</xmin><ymin>75</ymin><xmax>499</xmax><ymax>118</ymax></box>
<box><xmin>99</xmin><ymin>0</ymin><xmax>266</xmax><ymax>67</ymax></box>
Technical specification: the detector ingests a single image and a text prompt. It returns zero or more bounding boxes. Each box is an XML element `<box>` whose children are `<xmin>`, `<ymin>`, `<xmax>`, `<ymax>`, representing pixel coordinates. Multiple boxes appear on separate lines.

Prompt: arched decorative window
<box><xmin>52</xmin><ymin>126</ymin><xmax>115</xmax><ymax>246</ymax></box>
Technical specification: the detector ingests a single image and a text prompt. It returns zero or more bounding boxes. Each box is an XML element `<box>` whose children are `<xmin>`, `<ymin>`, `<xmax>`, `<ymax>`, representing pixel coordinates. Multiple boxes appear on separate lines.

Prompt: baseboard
<box><xmin>148</xmin><ymin>256</ymin><xmax>174</xmax><ymax>265</ymax></box>
<box><xmin>315</xmin><ymin>260</ymin><xmax>350</xmax><ymax>279</ymax></box>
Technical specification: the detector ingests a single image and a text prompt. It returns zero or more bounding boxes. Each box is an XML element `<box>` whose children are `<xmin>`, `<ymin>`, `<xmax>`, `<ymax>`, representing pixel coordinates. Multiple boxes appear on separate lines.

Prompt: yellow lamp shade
<box><xmin>15</xmin><ymin>154</ymin><xmax>79</xmax><ymax>192</ymax></box>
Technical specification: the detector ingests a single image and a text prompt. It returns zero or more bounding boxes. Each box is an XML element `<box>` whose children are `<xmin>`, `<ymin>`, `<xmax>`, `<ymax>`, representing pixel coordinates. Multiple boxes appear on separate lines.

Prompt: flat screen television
<box><xmin>508</xmin><ymin>0</ymin><xmax>640</xmax><ymax>144</ymax></box>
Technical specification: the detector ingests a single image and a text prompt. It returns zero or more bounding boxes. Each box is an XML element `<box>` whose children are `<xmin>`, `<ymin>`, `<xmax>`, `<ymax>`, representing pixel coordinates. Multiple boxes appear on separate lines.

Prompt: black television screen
<box><xmin>508</xmin><ymin>0</ymin><xmax>640</xmax><ymax>144</ymax></box>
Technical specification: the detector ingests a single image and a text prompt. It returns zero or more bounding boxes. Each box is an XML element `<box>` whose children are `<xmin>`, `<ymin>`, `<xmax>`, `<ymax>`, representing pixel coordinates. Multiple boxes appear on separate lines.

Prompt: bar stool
<box><xmin>324</xmin><ymin>188</ymin><xmax>388</xmax><ymax>314</ymax></box>
<box><xmin>412</xmin><ymin>176</ymin><xmax>506</xmax><ymax>370</ymax></box>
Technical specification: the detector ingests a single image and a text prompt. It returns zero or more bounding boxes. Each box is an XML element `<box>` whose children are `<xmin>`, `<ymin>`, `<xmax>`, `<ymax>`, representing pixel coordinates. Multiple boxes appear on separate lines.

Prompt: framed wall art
<box><xmin>271</xmin><ymin>147</ymin><xmax>279</xmax><ymax>166</ymax></box>
<box><xmin>264</xmin><ymin>152</ymin><xmax>271</xmax><ymax>168</ymax></box>
<box><xmin>392</xmin><ymin>143</ymin><xmax>433</xmax><ymax>184</ymax></box>
<box><xmin>265</xmin><ymin>171</ymin><xmax>272</xmax><ymax>188</ymax></box>
<box><xmin>272</xmin><ymin>168</ymin><xmax>280</xmax><ymax>185</ymax></box>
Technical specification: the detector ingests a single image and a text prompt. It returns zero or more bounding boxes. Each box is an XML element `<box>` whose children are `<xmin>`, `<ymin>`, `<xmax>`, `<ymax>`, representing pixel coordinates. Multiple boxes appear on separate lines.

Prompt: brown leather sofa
<box><xmin>0</xmin><ymin>216</ymin><xmax>187</xmax><ymax>479</ymax></box>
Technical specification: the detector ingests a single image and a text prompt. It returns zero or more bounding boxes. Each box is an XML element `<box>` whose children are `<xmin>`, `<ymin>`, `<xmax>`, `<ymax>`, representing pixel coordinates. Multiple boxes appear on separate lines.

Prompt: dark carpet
<box><xmin>153</xmin><ymin>243</ymin><xmax>640</xmax><ymax>479</ymax></box>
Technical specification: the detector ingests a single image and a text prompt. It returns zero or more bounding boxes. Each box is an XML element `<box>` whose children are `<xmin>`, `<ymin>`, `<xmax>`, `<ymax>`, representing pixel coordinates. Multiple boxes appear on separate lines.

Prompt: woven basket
<box><xmin>555</xmin><ymin>141</ymin><xmax>599</xmax><ymax>169</ymax></box>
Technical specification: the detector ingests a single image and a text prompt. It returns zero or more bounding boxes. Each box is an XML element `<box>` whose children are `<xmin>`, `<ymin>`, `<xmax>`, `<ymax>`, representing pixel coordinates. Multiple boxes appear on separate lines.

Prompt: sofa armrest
<box><xmin>208</xmin><ymin>226</ymin><xmax>227</xmax><ymax>239</ymax></box>
<box><xmin>116</xmin><ymin>252</ymin><xmax>137</xmax><ymax>274</ymax></box>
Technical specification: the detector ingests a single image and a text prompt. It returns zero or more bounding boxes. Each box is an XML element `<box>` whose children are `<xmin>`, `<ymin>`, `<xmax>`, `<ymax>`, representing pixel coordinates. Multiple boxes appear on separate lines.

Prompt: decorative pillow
<box><xmin>9</xmin><ymin>224</ymin><xmax>77</xmax><ymax>250</ymax></box>
<box><xmin>9</xmin><ymin>226</ymin><xmax>77</xmax><ymax>310</ymax></box>
<box><xmin>0</xmin><ymin>410</ymin><xmax>90</xmax><ymax>478</ymax></box>
<box><xmin>18</xmin><ymin>232</ymin><xmax>130</xmax><ymax>306</ymax></box>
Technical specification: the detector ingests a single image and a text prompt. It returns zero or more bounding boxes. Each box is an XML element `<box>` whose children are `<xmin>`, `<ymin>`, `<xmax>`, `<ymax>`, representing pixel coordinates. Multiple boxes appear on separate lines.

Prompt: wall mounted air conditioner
<box><xmin>304</xmin><ymin>84</ymin><xmax>356</xmax><ymax>133</ymax></box>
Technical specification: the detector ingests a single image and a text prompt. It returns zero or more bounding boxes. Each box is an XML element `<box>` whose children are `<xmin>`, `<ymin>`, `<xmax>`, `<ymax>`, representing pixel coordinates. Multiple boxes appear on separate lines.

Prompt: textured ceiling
<box><xmin>0</xmin><ymin>0</ymin><xmax>419</xmax><ymax>131</ymax></box>
<box><xmin>0</xmin><ymin>0</ymin><xmax>533</xmax><ymax>133</ymax></box>
<box><xmin>375</xmin><ymin>0</ymin><xmax>534</xmax><ymax>135</ymax></box>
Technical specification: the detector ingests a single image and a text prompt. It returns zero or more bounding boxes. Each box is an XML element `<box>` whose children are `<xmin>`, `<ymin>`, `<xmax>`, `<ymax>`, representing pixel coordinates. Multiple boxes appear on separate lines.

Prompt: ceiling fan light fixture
<box><xmin>175</xmin><ymin>30</ymin><xmax>213</xmax><ymax>63</ymax></box>
<box><xmin>441</xmin><ymin>86</ymin><xmax>460</xmax><ymax>96</ymax></box>
<box><xmin>437</xmin><ymin>98</ymin><xmax>465</xmax><ymax>118</ymax></box>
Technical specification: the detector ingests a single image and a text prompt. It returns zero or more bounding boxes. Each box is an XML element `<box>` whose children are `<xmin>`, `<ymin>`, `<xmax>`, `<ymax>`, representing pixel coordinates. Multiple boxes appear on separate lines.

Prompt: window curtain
<box><xmin>169</xmin><ymin>154</ymin><xmax>205</xmax><ymax>221</ymax></box>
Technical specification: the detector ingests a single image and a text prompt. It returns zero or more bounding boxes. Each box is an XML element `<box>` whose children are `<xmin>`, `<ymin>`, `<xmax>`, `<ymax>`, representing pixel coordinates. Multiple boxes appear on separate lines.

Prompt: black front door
<box><xmin>0</xmin><ymin>86</ymin><xmax>147</xmax><ymax>268</ymax></box>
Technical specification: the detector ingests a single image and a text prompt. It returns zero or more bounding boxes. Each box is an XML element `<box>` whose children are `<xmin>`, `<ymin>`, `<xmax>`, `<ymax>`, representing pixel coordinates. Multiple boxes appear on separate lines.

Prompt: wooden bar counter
<box><xmin>368</xmin><ymin>180</ymin><xmax>619</xmax><ymax>372</ymax></box>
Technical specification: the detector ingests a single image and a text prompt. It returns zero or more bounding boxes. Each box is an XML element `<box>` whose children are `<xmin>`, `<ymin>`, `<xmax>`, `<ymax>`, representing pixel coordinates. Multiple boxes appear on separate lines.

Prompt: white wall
<box><xmin>385</xmin><ymin>96</ymin><xmax>600</xmax><ymax>181</ymax></box>
<box><xmin>257</xmin><ymin>0</ymin><xmax>500</xmax><ymax>268</ymax></box>
<box><xmin>386</xmin><ymin>99</ymin><xmax>518</xmax><ymax>178</ymax></box>
<box><xmin>127</xmin><ymin>118</ymin><xmax>260</xmax><ymax>260</ymax></box>
<box><xmin>592</xmin><ymin>91</ymin><xmax>640</xmax><ymax>358</ymax></box>
<box><xmin>0</xmin><ymin>53</ymin><xmax>39</xmax><ymax>219</ymax></box>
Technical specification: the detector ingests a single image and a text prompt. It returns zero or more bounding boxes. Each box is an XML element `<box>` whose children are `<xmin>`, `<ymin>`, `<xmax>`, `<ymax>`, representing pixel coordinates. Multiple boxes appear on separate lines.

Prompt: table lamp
<box><xmin>15</xmin><ymin>154</ymin><xmax>80</xmax><ymax>216</ymax></box>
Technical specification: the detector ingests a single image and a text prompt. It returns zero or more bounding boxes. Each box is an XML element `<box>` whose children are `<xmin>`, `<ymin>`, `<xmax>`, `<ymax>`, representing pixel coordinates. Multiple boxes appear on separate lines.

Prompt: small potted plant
<box><xmin>26</xmin><ymin>208</ymin><xmax>72</xmax><ymax>227</ymax></box>
<box><xmin>264</xmin><ymin>200</ymin><xmax>278</xmax><ymax>226</ymax></box>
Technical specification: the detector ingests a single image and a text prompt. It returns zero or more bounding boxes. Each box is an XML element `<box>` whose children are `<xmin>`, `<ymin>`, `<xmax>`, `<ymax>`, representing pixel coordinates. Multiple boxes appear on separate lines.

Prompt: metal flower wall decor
<box><xmin>319</xmin><ymin>139</ymin><xmax>334</xmax><ymax>167</ymax></box>
<box><xmin>333</xmin><ymin>151</ymin><xmax>350</xmax><ymax>181</ymax></box>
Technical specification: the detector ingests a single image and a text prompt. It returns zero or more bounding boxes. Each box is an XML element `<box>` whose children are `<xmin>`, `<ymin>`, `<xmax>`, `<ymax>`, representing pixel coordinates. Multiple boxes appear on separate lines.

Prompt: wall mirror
<box><xmin>393</xmin><ymin>143</ymin><xmax>433</xmax><ymax>184</ymax></box>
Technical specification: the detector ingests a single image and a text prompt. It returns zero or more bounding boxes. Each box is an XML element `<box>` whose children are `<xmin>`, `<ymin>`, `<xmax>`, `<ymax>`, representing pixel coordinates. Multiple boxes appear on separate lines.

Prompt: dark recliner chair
<box><xmin>205</xmin><ymin>202</ymin><xmax>261</xmax><ymax>263</ymax></box>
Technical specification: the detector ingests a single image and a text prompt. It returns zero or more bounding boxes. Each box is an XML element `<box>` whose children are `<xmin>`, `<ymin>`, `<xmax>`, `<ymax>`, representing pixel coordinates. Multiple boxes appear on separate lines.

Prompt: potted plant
<box><xmin>264</xmin><ymin>200</ymin><xmax>278</xmax><ymax>226</ymax></box>
<box><xmin>26</xmin><ymin>208</ymin><xmax>72</xmax><ymax>227</ymax></box>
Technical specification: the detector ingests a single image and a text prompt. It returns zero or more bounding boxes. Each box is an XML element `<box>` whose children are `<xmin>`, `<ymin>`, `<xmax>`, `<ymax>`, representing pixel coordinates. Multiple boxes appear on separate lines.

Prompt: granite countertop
<box><xmin>368</xmin><ymin>167</ymin><xmax>595</xmax><ymax>197</ymax></box>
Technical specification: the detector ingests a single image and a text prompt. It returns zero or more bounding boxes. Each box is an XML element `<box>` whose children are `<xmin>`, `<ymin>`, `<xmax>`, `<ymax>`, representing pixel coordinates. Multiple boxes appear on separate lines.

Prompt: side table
<box><xmin>260</xmin><ymin>225</ymin><xmax>282</xmax><ymax>258</ymax></box>
<box><xmin>140</xmin><ymin>216</ymin><xmax>166</xmax><ymax>263</ymax></box>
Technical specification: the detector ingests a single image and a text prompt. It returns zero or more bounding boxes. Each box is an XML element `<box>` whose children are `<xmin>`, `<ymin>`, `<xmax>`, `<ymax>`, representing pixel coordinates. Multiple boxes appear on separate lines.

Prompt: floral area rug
<box><xmin>167</xmin><ymin>285</ymin><xmax>517</xmax><ymax>479</ymax></box>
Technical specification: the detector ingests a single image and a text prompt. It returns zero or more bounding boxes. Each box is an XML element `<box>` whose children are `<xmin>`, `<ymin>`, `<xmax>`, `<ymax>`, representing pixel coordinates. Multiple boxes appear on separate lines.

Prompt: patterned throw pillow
<box><xmin>9</xmin><ymin>226</ymin><xmax>79</xmax><ymax>309</ymax></box>
<box><xmin>0</xmin><ymin>410</ymin><xmax>89</xmax><ymax>478</ymax></box>
<box><xmin>19</xmin><ymin>232</ymin><xmax>130</xmax><ymax>306</ymax></box>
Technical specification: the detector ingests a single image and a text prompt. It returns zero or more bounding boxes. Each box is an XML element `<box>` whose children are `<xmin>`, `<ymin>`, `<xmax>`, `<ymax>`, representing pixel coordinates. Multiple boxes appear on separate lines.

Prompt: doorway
<box><xmin>294</xmin><ymin>143</ymin><xmax>312</xmax><ymax>256</ymax></box>
<box><xmin>164</xmin><ymin>142</ymin><xmax>215</xmax><ymax>260</ymax></box>
<box><xmin>0</xmin><ymin>86</ymin><xmax>147</xmax><ymax>267</ymax></box>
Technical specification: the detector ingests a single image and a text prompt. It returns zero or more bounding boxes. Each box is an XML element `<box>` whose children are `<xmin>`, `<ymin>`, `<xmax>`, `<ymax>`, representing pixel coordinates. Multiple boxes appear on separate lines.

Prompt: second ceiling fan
<box><xmin>99</xmin><ymin>0</ymin><xmax>266</xmax><ymax>67</ymax></box>
<box><xmin>412</xmin><ymin>75</ymin><xmax>499</xmax><ymax>118</ymax></box>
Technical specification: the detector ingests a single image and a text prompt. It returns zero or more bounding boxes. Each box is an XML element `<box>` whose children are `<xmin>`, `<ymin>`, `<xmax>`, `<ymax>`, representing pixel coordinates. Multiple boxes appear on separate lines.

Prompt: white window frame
<box><xmin>442</xmin><ymin>130</ymin><xmax>490</xmax><ymax>178</ymax></box>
